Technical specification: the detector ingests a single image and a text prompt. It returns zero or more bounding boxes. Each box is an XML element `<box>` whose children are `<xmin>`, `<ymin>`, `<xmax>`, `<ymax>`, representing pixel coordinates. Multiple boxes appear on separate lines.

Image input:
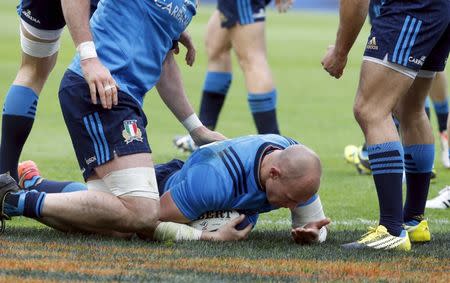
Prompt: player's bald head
<box><xmin>277</xmin><ymin>144</ymin><xmax>322</xmax><ymax>196</ymax></box>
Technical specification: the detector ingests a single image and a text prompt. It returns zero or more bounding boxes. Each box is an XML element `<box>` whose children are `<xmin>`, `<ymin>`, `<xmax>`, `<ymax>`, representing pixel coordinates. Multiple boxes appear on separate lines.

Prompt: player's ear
<box><xmin>269</xmin><ymin>167</ymin><xmax>281</xmax><ymax>180</ymax></box>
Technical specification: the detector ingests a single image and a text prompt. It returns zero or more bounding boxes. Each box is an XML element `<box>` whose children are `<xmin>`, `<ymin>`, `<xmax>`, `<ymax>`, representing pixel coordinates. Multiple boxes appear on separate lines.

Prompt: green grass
<box><xmin>0</xmin><ymin>2</ymin><xmax>449</xmax><ymax>281</ymax></box>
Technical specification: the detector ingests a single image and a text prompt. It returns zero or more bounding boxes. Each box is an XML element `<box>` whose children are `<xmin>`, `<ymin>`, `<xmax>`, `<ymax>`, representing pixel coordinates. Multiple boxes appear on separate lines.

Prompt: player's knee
<box><xmin>353</xmin><ymin>99</ymin><xmax>373</xmax><ymax>126</ymax></box>
<box><xmin>102</xmin><ymin>167</ymin><xmax>160</xmax><ymax>231</ymax></box>
<box><xmin>15</xmin><ymin>49</ymin><xmax>58</xmax><ymax>89</ymax></box>
<box><xmin>119</xmin><ymin>198</ymin><xmax>159</xmax><ymax>230</ymax></box>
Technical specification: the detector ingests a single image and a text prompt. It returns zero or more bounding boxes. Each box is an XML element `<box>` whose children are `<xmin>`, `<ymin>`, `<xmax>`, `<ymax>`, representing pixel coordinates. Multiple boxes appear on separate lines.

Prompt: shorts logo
<box><xmin>122</xmin><ymin>120</ymin><xmax>143</xmax><ymax>144</ymax></box>
<box><xmin>253</xmin><ymin>8</ymin><xmax>265</xmax><ymax>20</ymax></box>
<box><xmin>22</xmin><ymin>10</ymin><xmax>41</xmax><ymax>24</ymax></box>
<box><xmin>85</xmin><ymin>156</ymin><xmax>97</xmax><ymax>165</ymax></box>
<box><xmin>366</xmin><ymin>37</ymin><xmax>378</xmax><ymax>50</ymax></box>
<box><xmin>408</xmin><ymin>55</ymin><xmax>426</xmax><ymax>66</ymax></box>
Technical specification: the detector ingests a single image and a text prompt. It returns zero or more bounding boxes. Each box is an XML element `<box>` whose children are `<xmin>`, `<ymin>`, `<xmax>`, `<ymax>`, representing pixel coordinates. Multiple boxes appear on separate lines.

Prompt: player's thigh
<box><xmin>205</xmin><ymin>11</ymin><xmax>232</xmax><ymax>59</ymax></box>
<box><xmin>396</xmin><ymin>77</ymin><xmax>434</xmax><ymax>120</ymax></box>
<box><xmin>58</xmin><ymin>70</ymin><xmax>153</xmax><ymax>181</ymax></box>
<box><xmin>429</xmin><ymin>72</ymin><xmax>449</xmax><ymax>102</ymax></box>
<box><xmin>18</xmin><ymin>0</ymin><xmax>64</xmax><ymax>58</ymax></box>
<box><xmin>230</xmin><ymin>21</ymin><xmax>267</xmax><ymax>63</ymax></box>
<box><xmin>354</xmin><ymin>61</ymin><xmax>413</xmax><ymax>120</ymax></box>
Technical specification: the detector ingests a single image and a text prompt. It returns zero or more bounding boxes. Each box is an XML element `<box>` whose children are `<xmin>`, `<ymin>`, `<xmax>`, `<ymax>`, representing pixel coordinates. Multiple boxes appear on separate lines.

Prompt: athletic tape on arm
<box><xmin>154</xmin><ymin>222</ymin><xmax>202</xmax><ymax>241</ymax></box>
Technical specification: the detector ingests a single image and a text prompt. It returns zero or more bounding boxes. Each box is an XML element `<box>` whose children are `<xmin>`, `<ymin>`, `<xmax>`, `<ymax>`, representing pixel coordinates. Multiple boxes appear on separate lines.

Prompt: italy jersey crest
<box><xmin>122</xmin><ymin>120</ymin><xmax>143</xmax><ymax>144</ymax></box>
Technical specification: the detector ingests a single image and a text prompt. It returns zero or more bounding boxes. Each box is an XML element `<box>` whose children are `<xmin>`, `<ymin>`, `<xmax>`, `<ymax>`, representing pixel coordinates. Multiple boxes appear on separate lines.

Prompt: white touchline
<box><xmin>256</xmin><ymin>218</ymin><xmax>450</xmax><ymax>226</ymax></box>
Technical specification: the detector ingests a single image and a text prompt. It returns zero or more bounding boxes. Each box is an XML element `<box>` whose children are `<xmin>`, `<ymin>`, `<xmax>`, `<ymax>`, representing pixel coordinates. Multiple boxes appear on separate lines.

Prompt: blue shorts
<box><xmin>59</xmin><ymin>70</ymin><xmax>151</xmax><ymax>180</ymax></box>
<box><xmin>17</xmin><ymin>0</ymin><xmax>99</xmax><ymax>30</ymax></box>
<box><xmin>155</xmin><ymin>159</ymin><xmax>184</xmax><ymax>196</ymax></box>
<box><xmin>364</xmin><ymin>0</ymin><xmax>449</xmax><ymax>72</ymax></box>
<box><xmin>368</xmin><ymin>0</ymin><xmax>383</xmax><ymax>25</ymax></box>
<box><xmin>218</xmin><ymin>0</ymin><xmax>271</xmax><ymax>28</ymax></box>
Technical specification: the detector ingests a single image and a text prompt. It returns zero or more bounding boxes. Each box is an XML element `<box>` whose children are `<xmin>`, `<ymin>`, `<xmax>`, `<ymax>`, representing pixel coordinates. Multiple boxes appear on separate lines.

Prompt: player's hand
<box><xmin>275</xmin><ymin>0</ymin><xmax>293</xmax><ymax>13</ymax></box>
<box><xmin>174</xmin><ymin>31</ymin><xmax>196</xmax><ymax>67</ymax></box>
<box><xmin>291</xmin><ymin>218</ymin><xmax>330</xmax><ymax>245</ymax></box>
<box><xmin>321</xmin><ymin>45</ymin><xmax>348</xmax><ymax>79</ymax></box>
<box><xmin>81</xmin><ymin>57</ymin><xmax>119</xmax><ymax>109</ymax></box>
<box><xmin>189</xmin><ymin>126</ymin><xmax>227</xmax><ymax>146</ymax></box>
<box><xmin>213</xmin><ymin>215</ymin><xmax>253</xmax><ymax>241</ymax></box>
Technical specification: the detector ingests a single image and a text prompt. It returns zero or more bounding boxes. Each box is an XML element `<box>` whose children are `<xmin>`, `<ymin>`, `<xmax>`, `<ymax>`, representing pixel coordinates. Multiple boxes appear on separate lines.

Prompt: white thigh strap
<box><xmin>20</xmin><ymin>29</ymin><xmax>60</xmax><ymax>58</ymax></box>
<box><xmin>102</xmin><ymin>167</ymin><xmax>159</xmax><ymax>200</ymax></box>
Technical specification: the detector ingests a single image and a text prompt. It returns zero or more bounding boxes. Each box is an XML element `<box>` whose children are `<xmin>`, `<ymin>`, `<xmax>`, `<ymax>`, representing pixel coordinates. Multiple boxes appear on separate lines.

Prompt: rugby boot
<box><xmin>426</xmin><ymin>186</ymin><xmax>450</xmax><ymax>209</ymax></box>
<box><xmin>404</xmin><ymin>218</ymin><xmax>431</xmax><ymax>243</ymax></box>
<box><xmin>0</xmin><ymin>174</ymin><xmax>20</xmax><ymax>233</ymax></box>
<box><xmin>18</xmin><ymin>160</ymin><xmax>42</xmax><ymax>189</ymax></box>
<box><xmin>342</xmin><ymin>225</ymin><xmax>411</xmax><ymax>251</ymax></box>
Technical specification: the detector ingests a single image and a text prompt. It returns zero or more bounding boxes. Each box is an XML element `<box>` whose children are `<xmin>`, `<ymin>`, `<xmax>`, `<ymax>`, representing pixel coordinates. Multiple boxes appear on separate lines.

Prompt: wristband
<box><xmin>182</xmin><ymin>113</ymin><xmax>202</xmax><ymax>133</ymax></box>
<box><xmin>77</xmin><ymin>41</ymin><xmax>97</xmax><ymax>61</ymax></box>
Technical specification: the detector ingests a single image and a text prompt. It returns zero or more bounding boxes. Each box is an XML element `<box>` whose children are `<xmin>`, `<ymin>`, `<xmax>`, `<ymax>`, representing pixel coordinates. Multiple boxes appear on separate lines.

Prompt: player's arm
<box><xmin>155</xmin><ymin>165</ymin><xmax>252</xmax><ymax>242</ymax></box>
<box><xmin>155</xmin><ymin>191</ymin><xmax>251</xmax><ymax>242</ymax></box>
<box><xmin>61</xmin><ymin>0</ymin><xmax>118</xmax><ymax>109</ymax></box>
<box><xmin>156</xmin><ymin>52</ymin><xmax>226</xmax><ymax>146</ymax></box>
<box><xmin>173</xmin><ymin>31</ymin><xmax>196</xmax><ymax>67</ymax></box>
<box><xmin>290</xmin><ymin>195</ymin><xmax>331</xmax><ymax>244</ymax></box>
<box><xmin>321</xmin><ymin>0</ymin><xmax>369</xmax><ymax>78</ymax></box>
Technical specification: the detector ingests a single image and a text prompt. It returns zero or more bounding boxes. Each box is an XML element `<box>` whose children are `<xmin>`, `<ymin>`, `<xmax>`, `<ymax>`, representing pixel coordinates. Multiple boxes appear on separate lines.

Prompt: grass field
<box><xmin>0</xmin><ymin>2</ymin><xmax>449</xmax><ymax>282</ymax></box>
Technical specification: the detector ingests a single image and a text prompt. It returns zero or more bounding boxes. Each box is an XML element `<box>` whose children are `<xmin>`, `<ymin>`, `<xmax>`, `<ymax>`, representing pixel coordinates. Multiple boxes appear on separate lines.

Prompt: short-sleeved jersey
<box><xmin>68</xmin><ymin>0</ymin><xmax>196</xmax><ymax>105</ymax></box>
<box><xmin>163</xmin><ymin>134</ymin><xmax>300</xmax><ymax>221</ymax></box>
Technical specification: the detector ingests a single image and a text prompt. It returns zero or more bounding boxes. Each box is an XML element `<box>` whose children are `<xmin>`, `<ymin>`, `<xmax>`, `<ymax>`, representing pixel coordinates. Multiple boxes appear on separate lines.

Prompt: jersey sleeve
<box><xmin>169</xmin><ymin>163</ymin><xmax>231</xmax><ymax>221</ymax></box>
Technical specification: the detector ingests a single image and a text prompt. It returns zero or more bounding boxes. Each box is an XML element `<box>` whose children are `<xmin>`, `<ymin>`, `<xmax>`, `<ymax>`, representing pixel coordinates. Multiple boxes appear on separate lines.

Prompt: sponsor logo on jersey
<box><xmin>196</xmin><ymin>210</ymin><xmax>236</xmax><ymax>220</ymax></box>
<box><xmin>253</xmin><ymin>8</ymin><xmax>266</xmax><ymax>20</ymax></box>
<box><xmin>122</xmin><ymin>120</ymin><xmax>143</xmax><ymax>144</ymax></box>
<box><xmin>85</xmin><ymin>156</ymin><xmax>97</xmax><ymax>165</ymax></box>
<box><xmin>153</xmin><ymin>0</ymin><xmax>194</xmax><ymax>28</ymax></box>
<box><xmin>366</xmin><ymin>37</ymin><xmax>378</xmax><ymax>50</ymax></box>
<box><xmin>22</xmin><ymin>10</ymin><xmax>41</xmax><ymax>24</ymax></box>
<box><xmin>408</xmin><ymin>55</ymin><xmax>426</xmax><ymax>66</ymax></box>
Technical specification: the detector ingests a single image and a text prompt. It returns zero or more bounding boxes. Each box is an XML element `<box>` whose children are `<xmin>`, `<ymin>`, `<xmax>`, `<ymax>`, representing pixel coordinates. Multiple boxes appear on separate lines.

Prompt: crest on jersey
<box><xmin>122</xmin><ymin>120</ymin><xmax>143</xmax><ymax>144</ymax></box>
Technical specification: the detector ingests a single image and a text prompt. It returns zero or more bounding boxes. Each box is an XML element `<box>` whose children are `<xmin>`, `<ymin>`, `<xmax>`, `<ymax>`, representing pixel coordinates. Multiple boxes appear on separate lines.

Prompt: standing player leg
<box><xmin>199</xmin><ymin>11</ymin><xmax>233</xmax><ymax>131</ymax></box>
<box><xmin>395</xmin><ymin>75</ymin><xmax>434</xmax><ymax>243</ymax></box>
<box><xmin>0</xmin><ymin>24</ymin><xmax>59</xmax><ymax>181</ymax></box>
<box><xmin>351</xmin><ymin>62</ymin><xmax>413</xmax><ymax>245</ymax></box>
<box><xmin>429</xmin><ymin>72</ymin><xmax>449</xmax><ymax>167</ymax></box>
<box><xmin>231</xmin><ymin>20</ymin><xmax>280</xmax><ymax>134</ymax></box>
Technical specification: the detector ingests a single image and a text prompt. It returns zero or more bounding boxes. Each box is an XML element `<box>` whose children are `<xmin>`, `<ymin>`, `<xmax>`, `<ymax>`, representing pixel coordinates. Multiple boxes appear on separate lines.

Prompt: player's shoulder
<box><xmin>257</xmin><ymin>134</ymin><xmax>300</xmax><ymax>147</ymax></box>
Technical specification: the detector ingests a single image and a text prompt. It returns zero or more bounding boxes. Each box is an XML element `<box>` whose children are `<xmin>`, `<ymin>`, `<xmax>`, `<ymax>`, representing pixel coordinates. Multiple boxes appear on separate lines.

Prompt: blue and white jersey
<box><xmin>68</xmin><ymin>0</ymin><xmax>197</xmax><ymax>105</ymax></box>
<box><xmin>163</xmin><ymin>134</ymin><xmax>300</xmax><ymax>221</ymax></box>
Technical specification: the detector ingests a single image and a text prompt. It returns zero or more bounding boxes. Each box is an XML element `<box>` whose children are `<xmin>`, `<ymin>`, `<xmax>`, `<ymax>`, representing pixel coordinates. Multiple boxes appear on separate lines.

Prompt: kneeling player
<box><xmin>2</xmin><ymin>135</ymin><xmax>329</xmax><ymax>244</ymax></box>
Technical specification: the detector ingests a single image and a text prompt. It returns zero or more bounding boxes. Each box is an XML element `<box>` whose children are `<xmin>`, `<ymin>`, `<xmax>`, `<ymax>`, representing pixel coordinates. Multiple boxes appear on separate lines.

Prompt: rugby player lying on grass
<box><xmin>1</xmin><ymin>134</ymin><xmax>329</xmax><ymax>244</ymax></box>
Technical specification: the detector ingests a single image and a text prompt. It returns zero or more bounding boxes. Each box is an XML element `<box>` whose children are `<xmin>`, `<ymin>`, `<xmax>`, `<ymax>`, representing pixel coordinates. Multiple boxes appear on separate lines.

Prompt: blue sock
<box><xmin>425</xmin><ymin>97</ymin><xmax>431</xmax><ymax>120</ymax></box>
<box><xmin>4</xmin><ymin>190</ymin><xmax>45</xmax><ymax>218</ymax></box>
<box><xmin>29</xmin><ymin>179</ymin><xmax>87</xmax><ymax>193</ymax></box>
<box><xmin>433</xmin><ymin>99</ymin><xmax>448</xmax><ymax>132</ymax></box>
<box><xmin>368</xmin><ymin>142</ymin><xmax>404</xmax><ymax>236</ymax></box>
<box><xmin>199</xmin><ymin>72</ymin><xmax>232</xmax><ymax>129</ymax></box>
<box><xmin>248</xmin><ymin>90</ymin><xmax>280</xmax><ymax>134</ymax></box>
<box><xmin>403</xmin><ymin>144</ymin><xmax>434</xmax><ymax>222</ymax></box>
<box><xmin>0</xmin><ymin>86</ymin><xmax>38</xmax><ymax>181</ymax></box>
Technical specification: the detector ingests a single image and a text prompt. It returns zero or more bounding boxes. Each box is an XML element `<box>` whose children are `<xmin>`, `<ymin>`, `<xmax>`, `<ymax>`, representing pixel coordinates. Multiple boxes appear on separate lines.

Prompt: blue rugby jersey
<box><xmin>68</xmin><ymin>0</ymin><xmax>196</xmax><ymax>105</ymax></box>
<box><xmin>163</xmin><ymin>134</ymin><xmax>301</xmax><ymax>221</ymax></box>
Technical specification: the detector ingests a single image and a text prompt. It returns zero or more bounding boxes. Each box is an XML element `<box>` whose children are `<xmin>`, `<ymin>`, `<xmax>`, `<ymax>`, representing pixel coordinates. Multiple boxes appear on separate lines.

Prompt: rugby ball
<box><xmin>189</xmin><ymin>210</ymin><xmax>240</xmax><ymax>232</ymax></box>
